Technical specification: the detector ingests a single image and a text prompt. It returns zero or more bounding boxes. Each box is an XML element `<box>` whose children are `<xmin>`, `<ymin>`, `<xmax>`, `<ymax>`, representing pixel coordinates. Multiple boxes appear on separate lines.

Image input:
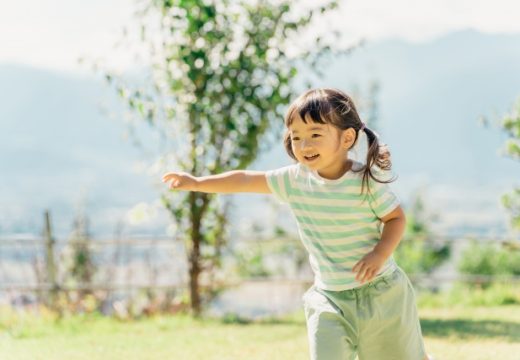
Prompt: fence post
<box><xmin>44</xmin><ymin>210</ymin><xmax>58</xmax><ymax>310</ymax></box>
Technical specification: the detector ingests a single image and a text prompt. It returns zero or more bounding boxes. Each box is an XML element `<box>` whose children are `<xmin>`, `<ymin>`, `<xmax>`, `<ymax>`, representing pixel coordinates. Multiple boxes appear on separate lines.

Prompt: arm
<box><xmin>162</xmin><ymin>170</ymin><xmax>272</xmax><ymax>194</ymax></box>
<box><xmin>373</xmin><ymin>206</ymin><xmax>406</xmax><ymax>259</ymax></box>
<box><xmin>352</xmin><ymin>206</ymin><xmax>406</xmax><ymax>283</ymax></box>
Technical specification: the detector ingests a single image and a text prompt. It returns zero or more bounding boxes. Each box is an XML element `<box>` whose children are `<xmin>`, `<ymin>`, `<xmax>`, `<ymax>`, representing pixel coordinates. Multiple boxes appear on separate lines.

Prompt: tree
<box><xmin>68</xmin><ymin>211</ymin><xmax>97</xmax><ymax>310</ymax></box>
<box><xmin>105</xmin><ymin>0</ymin><xmax>350</xmax><ymax>315</ymax></box>
<box><xmin>500</xmin><ymin>97</ymin><xmax>520</xmax><ymax>230</ymax></box>
<box><xmin>394</xmin><ymin>192</ymin><xmax>450</xmax><ymax>277</ymax></box>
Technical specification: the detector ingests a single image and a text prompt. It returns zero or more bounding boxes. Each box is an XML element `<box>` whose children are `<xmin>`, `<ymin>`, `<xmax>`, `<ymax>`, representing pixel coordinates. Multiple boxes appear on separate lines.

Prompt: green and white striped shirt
<box><xmin>266</xmin><ymin>161</ymin><xmax>399</xmax><ymax>291</ymax></box>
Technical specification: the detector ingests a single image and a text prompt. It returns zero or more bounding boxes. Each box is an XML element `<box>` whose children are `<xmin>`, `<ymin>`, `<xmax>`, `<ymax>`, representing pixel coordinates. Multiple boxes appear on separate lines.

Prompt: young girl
<box><xmin>162</xmin><ymin>88</ymin><xmax>429</xmax><ymax>360</ymax></box>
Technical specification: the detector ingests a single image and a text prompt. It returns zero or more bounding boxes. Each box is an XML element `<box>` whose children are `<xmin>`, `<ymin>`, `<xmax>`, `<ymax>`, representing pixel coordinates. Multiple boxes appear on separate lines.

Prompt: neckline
<box><xmin>308</xmin><ymin>160</ymin><xmax>363</xmax><ymax>184</ymax></box>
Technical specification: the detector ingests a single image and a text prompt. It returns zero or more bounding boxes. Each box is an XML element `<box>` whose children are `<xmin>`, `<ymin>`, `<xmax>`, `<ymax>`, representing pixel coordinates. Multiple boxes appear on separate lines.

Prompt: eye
<box><xmin>312</xmin><ymin>134</ymin><xmax>321</xmax><ymax>138</ymax></box>
<box><xmin>292</xmin><ymin>137</ymin><xmax>300</xmax><ymax>141</ymax></box>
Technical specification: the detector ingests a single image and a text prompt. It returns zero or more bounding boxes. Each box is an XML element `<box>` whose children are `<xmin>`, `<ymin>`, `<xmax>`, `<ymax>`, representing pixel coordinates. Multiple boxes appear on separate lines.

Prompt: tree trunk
<box><xmin>187</xmin><ymin>110</ymin><xmax>212</xmax><ymax>316</ymax></box>
<box><xmin>188</xmin><ymin>192</ymin><xmax>204</xmax><ymax>316</ymax></box>
<box><xmin>189</xmin><ymin>236</ymin><xmax>202</xmax><ymax>316</ymax></box>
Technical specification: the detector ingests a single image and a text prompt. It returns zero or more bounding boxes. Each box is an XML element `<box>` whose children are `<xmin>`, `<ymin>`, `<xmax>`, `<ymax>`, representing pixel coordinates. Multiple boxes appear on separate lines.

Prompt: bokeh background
<box><xmin>1</xmin><ymin>1</ymin><xmax>520</xmax><ymax>236</ymax></box>
<box><xmin>1</xmin><ymin>1</ymin><xmax>520</xmax><ymax>359</ymax></box>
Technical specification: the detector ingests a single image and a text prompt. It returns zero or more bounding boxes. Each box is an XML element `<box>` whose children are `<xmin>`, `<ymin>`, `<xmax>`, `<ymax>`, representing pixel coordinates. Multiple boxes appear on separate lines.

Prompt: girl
<box><xmin>162</xmin><ymin>88</ymin><xmax>429</xmax><ymax>360</ymax></box>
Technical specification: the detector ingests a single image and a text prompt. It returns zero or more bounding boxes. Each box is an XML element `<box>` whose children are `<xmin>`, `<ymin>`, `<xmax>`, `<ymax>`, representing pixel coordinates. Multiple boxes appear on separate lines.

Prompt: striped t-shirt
<box><xmin>265</xmin><ymin>161</ymin><xmax>400</xmax><ymax>291</ymax></box>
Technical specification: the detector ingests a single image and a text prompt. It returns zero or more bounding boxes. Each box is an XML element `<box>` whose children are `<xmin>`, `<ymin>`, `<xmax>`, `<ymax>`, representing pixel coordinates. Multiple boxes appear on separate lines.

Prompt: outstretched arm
<box><xmin>162</xmin><ymin>170</ymin><xmax>272</xmax><ymax>194</ymax></box>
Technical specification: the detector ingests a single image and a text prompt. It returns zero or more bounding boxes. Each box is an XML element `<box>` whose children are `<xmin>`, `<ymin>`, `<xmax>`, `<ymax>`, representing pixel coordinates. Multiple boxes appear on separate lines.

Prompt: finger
<box><xmin>355</xmin><ymin>264</ymin><xmax>367</xmax><ymax>281</ymax></box>
<box><xmin>363</xmin><ymin>267</ymin><xmax>376</xmax><ymax>282</ymax></box>
<box><xmin>360</xmin><ymin>267</ymin><xmax>370</xmax><ymax>283</ymax></box>
<box><xmin>358</xmin><ymin>273</ymin><xmax>367</xmax><ymax>283</ymax></box>
<box><xmin>362</xmin><ymin>269</ymin><xmax>375</xmax><ymax>283</ymax></box>
<box><xmin>169</xmin><ymin>179</ymin><xmax>180</xmax><ymax>189</ymax></box>
<box><xmin>352</xmin><ymin>260</ymin><xmax>362</xmax><ymax>273</ymax></box>
<box><xmin>162</xmin><ymin>173</ymin><xmax>176</xmax><ymax>182</ymax></box>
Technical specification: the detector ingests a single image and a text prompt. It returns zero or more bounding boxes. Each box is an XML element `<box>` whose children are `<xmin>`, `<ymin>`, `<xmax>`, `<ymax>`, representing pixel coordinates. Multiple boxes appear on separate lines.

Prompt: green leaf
<box><xmin>104</xmin><ymin>0</ymin><xmax>347</xmax><ymax>315</ymax></box>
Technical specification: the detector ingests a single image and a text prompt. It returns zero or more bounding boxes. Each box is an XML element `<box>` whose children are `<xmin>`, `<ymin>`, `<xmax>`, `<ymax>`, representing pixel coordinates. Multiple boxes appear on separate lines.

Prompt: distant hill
<box><xmin>318</xmin><ymin>30</ymin><xmax>520</xmax><ymax>184</ymax></box>
<box><xmin>242</xmin><ymin>30</ymin><xmax>520</xmax><ymax>237</ymax></box>
<box><xmin>1</xmin><ymin>30</ymin><xmax>520</xmax><ymax>238</ymax></box>
<box><xmin>0</xmin><ymin>64</ymin><xmax>159</xmax><ymax>236</ymax></box>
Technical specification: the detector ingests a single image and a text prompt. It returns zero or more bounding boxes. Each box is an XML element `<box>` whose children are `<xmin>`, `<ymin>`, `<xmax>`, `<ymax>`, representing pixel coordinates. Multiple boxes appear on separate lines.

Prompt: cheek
<box><xmin>291</xmin><ymin>141</ymin><xmax>299</xmax><ymax>153</ymax></box>
<box><xmin>291</xmin><ymin>145</ymin><xmax>302</xmax><ymax>158</ymax></box>
<box><xmin>312</xmin><ymin>139</ymin><xmax>327</xmax><ymax>150</ymax></box>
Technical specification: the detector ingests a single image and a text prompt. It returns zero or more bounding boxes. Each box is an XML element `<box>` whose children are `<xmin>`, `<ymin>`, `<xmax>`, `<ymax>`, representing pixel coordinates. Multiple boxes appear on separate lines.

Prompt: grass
<box><xmin>1</xmin><ymin>305</ymin><xmax>519</xmax><ymax>360</ymax></box>
<box><xmin>0</xmin><ymin>309</ymin><xmax>307</xmax><ymax>360</ymax></box>
<box><xmin>419</xmin><ymin>306</ymin><xmax>520</xmax><ymax>360</ymax></box>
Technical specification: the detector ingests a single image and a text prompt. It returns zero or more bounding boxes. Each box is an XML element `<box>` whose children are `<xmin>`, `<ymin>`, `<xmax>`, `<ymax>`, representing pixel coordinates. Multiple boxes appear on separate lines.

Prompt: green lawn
<box><xmin>1</xmin><ymin>305</ymin><xmax>519</xmax><ymax>360</ymax></box>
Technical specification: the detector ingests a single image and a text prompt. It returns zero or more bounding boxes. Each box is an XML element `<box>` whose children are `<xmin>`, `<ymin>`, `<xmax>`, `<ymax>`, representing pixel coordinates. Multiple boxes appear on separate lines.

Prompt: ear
<box><xmin>341</xmin><ymin>128</ymin><xmax>357</xmax><ymax>150</ymax></box>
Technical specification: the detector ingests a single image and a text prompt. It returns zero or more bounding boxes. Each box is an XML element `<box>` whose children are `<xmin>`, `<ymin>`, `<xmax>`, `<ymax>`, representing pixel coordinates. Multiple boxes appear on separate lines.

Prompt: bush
<box><xmin>395</xmin><ymin>236</ymin><xmax>450</xmax><ymax>275</ymax></box>
<box><xmin>234</xmin><ymin>246</ymin><xmax>271</xmax><ymax>278</ymax></box>
<box><xmin>458</xmin><ymin>241</ymin><xmax>520</xmax><ymax>277</ymax></box>
<box><xmin>395</xmin><ymin>194</ymin><xmax>451</xmax><ymax>275</ymax></box>
<box><xmin>417</xmin><ymin>282</ymin><xmax>520</xmax><ymax>307</ymax></box>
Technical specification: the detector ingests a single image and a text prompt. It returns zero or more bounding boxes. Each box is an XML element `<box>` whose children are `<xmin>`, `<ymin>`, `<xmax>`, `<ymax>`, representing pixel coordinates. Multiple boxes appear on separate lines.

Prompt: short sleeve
<box><xmin>265</xmin><ymin>165</ymin><xmax>297</xmax><ymax>204</ymax></box>
<box><xmin>367</xmin><ymin>177</ymin><xmax>400</xmax><ymax>218</ymax></box>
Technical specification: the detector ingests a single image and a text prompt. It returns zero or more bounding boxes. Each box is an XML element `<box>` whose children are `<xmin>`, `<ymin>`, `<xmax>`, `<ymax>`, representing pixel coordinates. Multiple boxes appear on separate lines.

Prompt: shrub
<box><xmin>458</xmin><ymin>241</ymin><xmax>520</xmax><ymax>278</ymax></box>
<box><xmin>395</xmin><ymin>195</ymin><xmax>451</xmax><ymax>275</ymax></box>
<box><xmin>417</xmin><ymin>282</ymin><xmax>520</xmax><ymax>307</ymax></box>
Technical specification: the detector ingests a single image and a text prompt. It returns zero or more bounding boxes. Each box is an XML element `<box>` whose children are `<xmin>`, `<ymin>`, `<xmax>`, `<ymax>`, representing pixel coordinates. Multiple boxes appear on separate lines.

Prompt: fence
<box><xmin>1</xmin><ymin>210</ymin><xmax>520</xmax><ymax>314</ymax></box>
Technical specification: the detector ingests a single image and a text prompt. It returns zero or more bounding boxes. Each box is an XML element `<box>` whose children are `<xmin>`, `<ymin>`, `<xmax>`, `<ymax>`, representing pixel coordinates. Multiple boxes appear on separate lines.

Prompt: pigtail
<box><xmin>281</xmin><ymin>88</ymin><xmax>396</xmax><ymax>195</ymax></box>
<box><xmin>359</xmin><ymin>127</ymin><xmax>395</xmax><ymax>195</ymax></box>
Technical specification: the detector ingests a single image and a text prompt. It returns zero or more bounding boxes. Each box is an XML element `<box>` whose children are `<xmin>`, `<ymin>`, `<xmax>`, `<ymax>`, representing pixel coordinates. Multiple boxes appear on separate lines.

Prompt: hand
<box><xmin>162</xmin><ymin>172</ymin><xmax>198</xmax><ymax>191</ymax></box>
<box><xmin>352</xmin><ymin>250</ymin><xmax>387</xmax><ymax>284</ymax></box>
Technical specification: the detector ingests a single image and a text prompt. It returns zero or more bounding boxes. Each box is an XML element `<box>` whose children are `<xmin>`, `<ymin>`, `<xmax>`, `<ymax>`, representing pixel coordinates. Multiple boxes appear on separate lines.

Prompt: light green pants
<box><xmin>303</xmin><ymin>267</ymin><xmax>426</xmax><ymax>360</ymax></box>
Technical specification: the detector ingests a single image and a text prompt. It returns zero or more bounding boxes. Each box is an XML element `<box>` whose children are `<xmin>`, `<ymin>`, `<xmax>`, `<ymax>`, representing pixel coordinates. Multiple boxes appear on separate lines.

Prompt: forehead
<box><xmin>289</xmin><ymin>115</ymin><xmax>331</xmax><ymax>133</ymax></box>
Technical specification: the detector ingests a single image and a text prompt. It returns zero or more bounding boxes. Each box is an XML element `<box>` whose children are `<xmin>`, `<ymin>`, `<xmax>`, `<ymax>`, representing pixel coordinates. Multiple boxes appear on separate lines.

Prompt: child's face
<box><xmin>288</xmin><ymin>115</ymin><xmax>355</xmax><ymax>178</ymax></box>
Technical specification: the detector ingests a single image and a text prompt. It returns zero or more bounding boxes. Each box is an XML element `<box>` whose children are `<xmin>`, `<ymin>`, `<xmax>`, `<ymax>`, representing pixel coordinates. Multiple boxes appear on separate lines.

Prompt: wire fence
<box><xmin>1</xmin><ymin>211</ymin><xmax>519</xmax><ymax>315</ymax></box>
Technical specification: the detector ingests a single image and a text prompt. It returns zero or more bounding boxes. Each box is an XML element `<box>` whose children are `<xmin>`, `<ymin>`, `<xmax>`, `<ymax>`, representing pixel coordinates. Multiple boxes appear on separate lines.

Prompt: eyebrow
<box><xmin>291</xmin><ymin>127</ymin><xmax>324</xmax><ymax>134</ymax></box>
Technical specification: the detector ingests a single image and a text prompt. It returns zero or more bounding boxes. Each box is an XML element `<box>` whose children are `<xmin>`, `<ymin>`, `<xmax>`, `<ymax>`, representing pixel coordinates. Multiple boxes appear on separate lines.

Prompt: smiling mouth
<box><xmin>304</xmin><ymin>154</ymin><xmax>320</xmax><ymax>161</ymax></box>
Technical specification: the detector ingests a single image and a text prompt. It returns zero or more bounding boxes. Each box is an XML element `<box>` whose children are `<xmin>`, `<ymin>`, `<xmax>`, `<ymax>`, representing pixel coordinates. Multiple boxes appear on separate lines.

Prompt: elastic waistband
<box><xmin>360</xmin><ymin>268</ymin><xmax>397</xmax><ymax>289</ymax></box>
<box><xmin>339</xmin><ymin>267</ymin><xmax>398</xmax><ymax>293</ymax></box>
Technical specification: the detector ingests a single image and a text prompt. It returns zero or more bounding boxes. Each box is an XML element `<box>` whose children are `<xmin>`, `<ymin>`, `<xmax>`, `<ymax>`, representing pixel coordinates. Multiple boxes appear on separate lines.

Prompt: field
<box><xmin>1</xmin><ymin>305</ymin><xmax>519</xmax><ymax>360</ymax></box>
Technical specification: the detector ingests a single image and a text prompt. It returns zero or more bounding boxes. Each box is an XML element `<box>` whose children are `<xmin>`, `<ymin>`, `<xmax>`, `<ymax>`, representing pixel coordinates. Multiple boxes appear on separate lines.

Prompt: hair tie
<box><xmin>359</xmin><ymin>122</ymin><xmax>366</xmax><ymax>132</ymax></box>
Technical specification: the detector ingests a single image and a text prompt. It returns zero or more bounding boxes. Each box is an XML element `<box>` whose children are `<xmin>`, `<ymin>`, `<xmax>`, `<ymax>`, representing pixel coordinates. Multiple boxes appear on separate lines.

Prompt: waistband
<box><xmin>323</xmin><ymin>267</ymin><xmax>399</xmax><ymax>294</ymax></box>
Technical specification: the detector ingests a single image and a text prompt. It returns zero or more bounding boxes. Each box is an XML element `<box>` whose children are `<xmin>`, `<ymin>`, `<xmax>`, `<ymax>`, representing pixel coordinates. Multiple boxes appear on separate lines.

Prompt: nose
<box><xmin>300</xmin><ymin>139</ymin><xmax>311</xmax><ymax>150</ymax></box>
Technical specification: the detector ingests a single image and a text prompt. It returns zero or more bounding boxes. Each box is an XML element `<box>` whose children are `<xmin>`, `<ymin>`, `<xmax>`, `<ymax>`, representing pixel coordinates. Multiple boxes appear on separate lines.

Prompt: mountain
<box><xmin>239</xmin><ymin>30</ymin><xmax>520</xmax><ymax>237</ymax></box>
<box><xmin>0</xmin><ymin>65</ymin><xmax>160</xmax><ymax>236</ymax></box>
<box><xmin>1</xmin><ymin>30</ymin><xmax>520</xmax><ymax>238</ymax></box>
<box><xmin>319</xmin><ymin>30</ymin><xmax>520</xmax><ymax>184</ymax></box>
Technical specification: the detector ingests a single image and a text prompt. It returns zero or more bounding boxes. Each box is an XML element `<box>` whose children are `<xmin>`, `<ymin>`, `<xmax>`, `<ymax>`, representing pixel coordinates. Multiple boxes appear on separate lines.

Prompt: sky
<box><xmin>1</xmin><ymin>0</ymin><xmax>520</xmax><ymax>238</ymax></box>
<box><xmin>1</xmin><ymin>0</ymin><xmax>520</xmax><ymax>73</ymax></box>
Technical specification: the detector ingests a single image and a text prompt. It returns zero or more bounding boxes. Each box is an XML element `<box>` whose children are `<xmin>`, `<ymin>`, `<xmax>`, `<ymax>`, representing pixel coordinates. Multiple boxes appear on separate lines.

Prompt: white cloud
<box><xmin>0</xmin><ymin>0</ymin><xmax>138</xmax><ymax>74</ymax></box>
<box><xmin>324</xmin><ymin>0</ymin><xmax>520</xmax><ymax>44</ymax></box>
<box><xmin>1</xmin><ymin>0</ymin><xmax>520</xmax><ymax>73</ymax></box>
